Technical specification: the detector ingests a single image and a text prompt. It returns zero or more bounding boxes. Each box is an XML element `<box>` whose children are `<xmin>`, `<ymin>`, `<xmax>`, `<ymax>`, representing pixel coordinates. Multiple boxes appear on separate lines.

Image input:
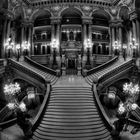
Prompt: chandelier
<box><xmin>123</xmin><ymin>82</ymin><xmax>139</xmax><ymax>97</ymax></box>
<box><xmin>4</xmin><ymin>82</ymin><xmax>21</xmax><ymax>96</ymax></box>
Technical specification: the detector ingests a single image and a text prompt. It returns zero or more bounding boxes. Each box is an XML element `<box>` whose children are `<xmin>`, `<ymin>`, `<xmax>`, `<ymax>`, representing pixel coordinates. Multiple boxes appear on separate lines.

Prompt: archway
<box><xmin>92</xmin><ymin>10</ymin><xmax>110</xmax><ymax>55</ymax></box>
<box><xmin>33</xmin><ymin>10</ymin><xmax>51</xmax><ymax>55</ymax></box>
<box><xmin>60</xmin><ymin>8</ymin><xmax>82</xmax><ymax>73</ymax></box>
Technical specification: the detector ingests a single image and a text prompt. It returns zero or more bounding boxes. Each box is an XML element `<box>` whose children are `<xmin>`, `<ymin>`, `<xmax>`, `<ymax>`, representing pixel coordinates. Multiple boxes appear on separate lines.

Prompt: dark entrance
<box><xmin>68</xmin><ymin>58</ymin><xmax>75</xmax><ymax>69</ymax></box>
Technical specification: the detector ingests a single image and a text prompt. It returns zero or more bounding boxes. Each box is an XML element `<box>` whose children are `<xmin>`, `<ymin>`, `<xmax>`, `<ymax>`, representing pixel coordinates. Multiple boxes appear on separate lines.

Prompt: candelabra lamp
<box><xmin>117</xmin><ymin>81</ymin><xmax>140</xmax><ymax>131</ymax></box>
<box><xmin>85</xmin><ymin>39</ymin><xmax>92</xmax><ymax>70</ymax></box>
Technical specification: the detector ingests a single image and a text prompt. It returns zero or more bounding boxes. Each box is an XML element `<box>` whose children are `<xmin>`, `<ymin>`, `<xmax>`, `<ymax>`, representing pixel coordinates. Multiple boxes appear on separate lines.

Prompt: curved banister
<box><xmin>92</xmin><ymin>83</ymin><xmax>113</xmax><ymax>130</ymax></box>
<box><xmin>86</xmin><ymin>56</ymin><xmax>118</xmax><ymax>76</ymax></box>
<box><xmin>8</xmin><ymin>59</ymin><xmax>49</xmax><ymax>87</ymax></box>
<box><xmin>31</xmin><ymin>83</ymin><xmax>51</xmax><ymax>131</ymax></box>
<box><xmin>98</xmin><ymin>59</ymin><xmax>134</xmax><ymax>84</ymax></box>
<box><xmin>24</xmin><ymin>56</ymin><xmax>57</xmax><ymax>76</ymax></box>
<box><xmin>0</xmin><ymin>59</ymin><xmax>4</xmax><ymax>67</ymax></box>
<box><xmin>0</xmin><ymin>118</ymin><xmax>17</xmax><ymax>129</ymax></box>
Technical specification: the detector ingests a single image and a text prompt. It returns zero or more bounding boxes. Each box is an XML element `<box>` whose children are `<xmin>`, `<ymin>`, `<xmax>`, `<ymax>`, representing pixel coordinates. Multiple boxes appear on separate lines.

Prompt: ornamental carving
<box><xmin>118</xmin><ymin>0</ymin><xmax>133</xmax><ymax>6</ymax></box>
<box><xmin>80</xmin><ymin>5</ymin><xmax>92</xmax><ymax>17</ymax></box>
<box><xmin>50</xmin><ymin>5</ymin><xmax>62</xmax><ymax>16</ymax></box>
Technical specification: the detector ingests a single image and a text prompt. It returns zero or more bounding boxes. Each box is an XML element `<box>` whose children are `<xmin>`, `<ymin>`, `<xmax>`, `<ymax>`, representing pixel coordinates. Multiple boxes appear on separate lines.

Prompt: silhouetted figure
<box><xmin>16</xmin><ymin>108</ymin><xmax>32</xmax><ymax>137</ymax></box>
<box><xmin>111</xmin><ymin>117</ymin><xmax>126</xmax><ymax>140</ymax></box>
<box><xmin>123</xmin><ymin>49</ymin><xmax>126</xmax><ymax>61</ymax></box>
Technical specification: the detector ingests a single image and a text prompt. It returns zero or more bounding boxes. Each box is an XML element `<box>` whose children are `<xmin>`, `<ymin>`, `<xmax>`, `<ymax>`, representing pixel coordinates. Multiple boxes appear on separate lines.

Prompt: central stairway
<box><xmin>32</xmin><ymin>76</ymin><xmax>111</xmax><ymax>140</ymax></box>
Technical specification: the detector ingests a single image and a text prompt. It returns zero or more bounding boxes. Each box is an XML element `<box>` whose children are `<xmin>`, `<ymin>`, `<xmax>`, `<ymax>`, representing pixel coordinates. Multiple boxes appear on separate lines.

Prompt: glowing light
<box><xmin>7</xmin><ymin>103</ymin><xmax>16</xmax><ymax>110</ymax></box>
<box><xmin>108</xmin><ymin>93</ymin><xmax>115</xmax><ymax>99</ymax></box>
<box><xmin>28</xmin><ymin>93</ymin><xmax>35</xmax><ymax>99</ymax></box>
<box><xmin>131</xmin><ymin>103</ymin><xmax>138</xmax><ymax>110</ymax></box>
<box><xmin>4</xmin><ymin>82</ymin><xmax>21</xmax><ymax>96</ymax></box>
<box><xmin>118</xmin><ymin>103</ymin><xmax>125</xmax><ymax>114</ymax></box>
<box><xmin>19</xmin><ymin>102</ymin><xmax>26</xmax><ymax>112</ymax></box>
<box><xmin>123</xmin><ymin>82</ymin><xmax>139</xmax><ymax>97</ymax></box>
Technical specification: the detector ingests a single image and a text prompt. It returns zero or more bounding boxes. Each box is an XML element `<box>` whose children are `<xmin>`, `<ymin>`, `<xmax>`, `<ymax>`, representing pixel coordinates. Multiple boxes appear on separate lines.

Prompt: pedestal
<box><xmin>77</xmin><ymin>67</ymin><xmax>81</xmax><ymax>76</ymax></box>
<box><xmin>62</xmin><ymin>67</ymin><xmax>66</xmax><ymax>76</ymax></box>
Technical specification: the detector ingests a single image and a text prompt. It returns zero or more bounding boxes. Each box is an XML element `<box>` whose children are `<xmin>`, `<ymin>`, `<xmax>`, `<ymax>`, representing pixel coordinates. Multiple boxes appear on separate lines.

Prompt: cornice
<box><xmin>26</xmin><ymin>0</ymin><xmax>112</xmax><ymax>8</ymax></box>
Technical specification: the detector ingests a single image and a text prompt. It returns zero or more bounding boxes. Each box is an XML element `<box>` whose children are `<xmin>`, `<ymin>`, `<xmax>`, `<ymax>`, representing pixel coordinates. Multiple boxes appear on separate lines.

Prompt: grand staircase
<box><xmin>31</xmin><ymin>76</ymin><xmax>111</xmax><ymax>140</ymax></box>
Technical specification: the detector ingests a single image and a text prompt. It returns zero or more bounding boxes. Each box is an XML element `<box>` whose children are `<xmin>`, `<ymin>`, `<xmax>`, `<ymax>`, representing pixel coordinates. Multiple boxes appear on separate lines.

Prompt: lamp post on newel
<box><xmin>16</xmin><ymin>44</ymin><xmax>20</xmax><ymax>61</ymax></box>
<box><xmin>4</xmin><ymin>37</ymin><xmax>14</xmax><ymax>58</ymax></box>
<box><xmin>85</xmin><ymin>38</ymin><xmax>92</xmax><ymax>69</ymax></box>
<box><xmin>130</xmin><ymin>38</ymin><xmax>138</xmax><ymax>58</ymax></box>
<box><xmin>22</xmin><ymin>41</ymin><xmax>30</xmax><ymax>56</ymax></box>
<box><xmin>118</xmin><ymin>81</ymin><xmax>140</xmax><ymax>131</ymax></box>
<box><xmin>113</xmin><ymin>41</ymin><xmax>120</xmax><ymax>56</ymax></box>
<box><xmin>51</xmin><ymin>39</ymin><xmax>58</xmax><ymax>69</ymax></box>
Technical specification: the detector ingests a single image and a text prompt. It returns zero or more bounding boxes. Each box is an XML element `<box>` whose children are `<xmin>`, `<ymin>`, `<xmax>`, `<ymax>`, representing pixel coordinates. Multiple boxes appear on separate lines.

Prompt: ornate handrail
<box><xmin>98</xmin><ymin>59</ymin><xmax>134</xmax><ymax>84</ymax></box>
<box><xmin>8</xmin><ymin>59</ymin><xmax>49</xmax><ymax>87</ymax></box>
<box><xmin>0</xmin><ymin>118</ymin><xmax>17</xmax><ymax>129</ymax></box>
<box><xmin>86</xmin><ymin>56</ymin><xmax>118</xmax><ymax>76</ymax></box>
<box><xmin>25</xmin><ymin>56</ymin><xmax>57</xmax><ymax>76</ymax></box>
<box><xmin>0</xmin><ymin>59</ymin><xmax>4</xmax><ymax>67</ymax></box>
<box><xmin>92</xmin><ymin>83</ymin><xmax>113</xmax><ymax>130</ymax></box>
<box><xmin>31</xmin><ymin>83</ymin><xmax>51</xmax><ymax>131</ymax></box>
<box><xmin>0</xmin><ymin>106</ymin><xmax>13</xmax><ymax>122</ymax></box>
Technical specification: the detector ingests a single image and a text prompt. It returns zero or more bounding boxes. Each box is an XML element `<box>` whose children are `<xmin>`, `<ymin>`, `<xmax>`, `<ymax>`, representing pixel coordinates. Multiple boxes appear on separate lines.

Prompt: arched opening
<box><xmin>60</xmin><ymin>8</ymin><xmax>83</xmax><ymax>74</ymax></box>
<box><xmin>92</xmin><ymin>11</ymin><xmax>110</xmax><ymax>56</ymax></box>
<box><xmin>119</xmin><ymin>6</ymin><xmax>132</xmax><ymax>57</ymax></box>
<box><xmin>33</xmin><ymin>10</ymin><xmax>51</xmax><ymax>56</ymax></box>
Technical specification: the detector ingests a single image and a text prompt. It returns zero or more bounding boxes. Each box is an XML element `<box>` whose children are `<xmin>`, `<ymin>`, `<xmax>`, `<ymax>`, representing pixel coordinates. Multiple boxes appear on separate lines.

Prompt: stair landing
<box><xmin>54</xmin><ymin>75</ymin><xmax>90</xmax><ymax>87</ymax></box>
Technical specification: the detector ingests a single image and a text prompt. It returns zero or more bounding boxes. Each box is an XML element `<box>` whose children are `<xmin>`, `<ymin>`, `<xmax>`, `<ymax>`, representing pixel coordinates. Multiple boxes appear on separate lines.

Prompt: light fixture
<box><xmin>123</xmin><ymin>82</ymin><xmax>139</xmax><ymax>97</ymax></box>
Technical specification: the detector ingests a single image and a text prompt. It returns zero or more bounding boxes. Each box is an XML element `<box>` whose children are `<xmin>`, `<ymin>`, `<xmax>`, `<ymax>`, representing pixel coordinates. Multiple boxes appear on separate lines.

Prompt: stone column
<box><xmin>136</xmin><ymin>19</ymin><xmax>140</xmax><ymax>56</ymax></box>
<box><xmin>88</xmin><ymin>19</ymin><xmax>92</xmax><ymax>40</ymax></box>
<box><xmin>109</xmin><ymin>23</ymin><xmax>114</xmax><ymax>55</ymax></box>
<box><xmin>132</xmin><ymin>20</ymin><xmax>136</xmax><ymax>40</ymax></box>
<box><xmin>118</xmin><ymin>21</ymin><xmax>123</xmax><ymax>56</ymax></box>
<box><xmin>21</xmin><ymin>24</ymin><xmax>25</xmax><ymax>56</ymax></box>
<box><xmin>2</xmin><ymin>18</ymin><xmax>8</xmax><ymax>58</ymax></box>
<box><xmin>6</xmin><ymin>19</ymin><xmax>11</xmax><ymax>40</ymax></box>
<box><xmin>28</xmin><ymin>23</ymin><xmax>33</xmax><ymax>56</ymax></box>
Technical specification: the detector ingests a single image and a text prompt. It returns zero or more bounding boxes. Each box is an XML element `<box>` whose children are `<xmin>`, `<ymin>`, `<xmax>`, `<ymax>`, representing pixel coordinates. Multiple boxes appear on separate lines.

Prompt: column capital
<box><xmin>109</xmin><ymin>19</ymin><xmax>123</xmax><ymax>27</ymax></box>
<box><xmin>21</xmin><ymin>21</ymin><xmax>33</xmax><ymax>27</ymax></box>
<box><xmin>82</xmin><ymin>16</ymin><xmax>92</xmax><ymax>24</ymax></box>
<box><xmin>129</xmin><ymin>10</ymin><xmax>138</xmax><ymax>21</ymax></box>
<box><xmin>51</xmin><ymin>17</ymin><xmax>61</xmax><ymax>24</ymax></box>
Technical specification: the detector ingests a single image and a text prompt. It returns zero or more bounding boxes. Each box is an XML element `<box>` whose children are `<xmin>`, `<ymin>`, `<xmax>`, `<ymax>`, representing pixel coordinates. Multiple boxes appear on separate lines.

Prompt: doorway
<box><xmin>68</xmin><ymin>58</ymin><xmax>75</xmax><ymax>69</ymax></box>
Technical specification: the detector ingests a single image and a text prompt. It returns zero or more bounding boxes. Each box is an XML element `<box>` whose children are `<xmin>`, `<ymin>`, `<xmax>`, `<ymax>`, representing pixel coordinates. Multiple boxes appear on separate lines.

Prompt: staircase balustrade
<box><xmin>98</xmin><ymin>59</ymin><xmax>134</xmax><ymax>84</ymax></box>
<box><xmin>8</xmin><ymin>59</ymin><xmax>49</xmax><ymax>87</ymax></box>
<box><xmin>86</xmin><ymin>56</ymin><xmax>118</xmax><ymax>76</ymax></box>
<box><xmin>92</xmin><ymin>83</ymin><xmax>113</xmax><ymax>131</ymax></box>
<box><xmin>32</xmin><ymin>83</ymin><xmax>51</xmax><ymax>131</ymax></box>
<box><xmin>0</xmin><ymin>106</ymin><xmax>13</xmax><ymax>123</ymax></box>
<box><xmin>25</xmin><ymin>56</ymin><xmax>57</xmax><ymax>76</ymax></box>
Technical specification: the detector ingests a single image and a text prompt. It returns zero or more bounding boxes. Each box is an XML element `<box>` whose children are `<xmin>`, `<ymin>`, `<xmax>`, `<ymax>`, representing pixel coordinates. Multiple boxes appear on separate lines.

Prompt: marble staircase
<box><xmin>31</xmin><ymin>76</ymin><xmax>111</xmax><ymax>140</ymax></box>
